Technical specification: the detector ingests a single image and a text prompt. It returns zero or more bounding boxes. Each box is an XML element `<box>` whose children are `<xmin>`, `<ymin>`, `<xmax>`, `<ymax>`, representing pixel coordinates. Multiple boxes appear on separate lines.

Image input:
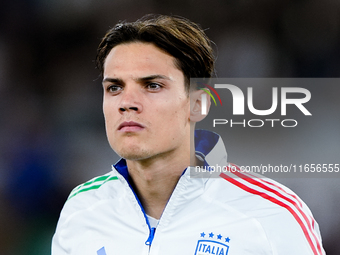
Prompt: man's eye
<box><xmin>107</xmin><ymin>85</ymin><xmax>122</xmax><ymax>93</ymax></box>
<box><xmin>146</xmin><ymin>83</ymin><xmax>162</xmax><ymax>90</ymax></box>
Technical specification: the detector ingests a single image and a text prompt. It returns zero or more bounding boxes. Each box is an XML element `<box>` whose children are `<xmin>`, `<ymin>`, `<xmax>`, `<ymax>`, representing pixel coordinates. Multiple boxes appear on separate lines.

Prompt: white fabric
<box><xmin>146</xmin><ymin>214</ymin><xmax>159</xmax><ymax>229</ymax></box>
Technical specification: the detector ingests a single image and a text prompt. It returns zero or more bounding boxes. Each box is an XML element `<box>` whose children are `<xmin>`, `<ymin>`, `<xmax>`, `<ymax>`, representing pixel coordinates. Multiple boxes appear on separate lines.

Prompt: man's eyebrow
<box><xmin>102</xmin><ymin>75</ymin><xmax>171</xmax><ymax>84</ymax></box>
<box><xmin>136</xmin><ymin>75</ymin><xmax>171</xmax><ymax>82</ymax></box>
<box><xmin>102</xmin><ymin>77</ymin><xmax>123</xmax><ymax>84</ymax></box>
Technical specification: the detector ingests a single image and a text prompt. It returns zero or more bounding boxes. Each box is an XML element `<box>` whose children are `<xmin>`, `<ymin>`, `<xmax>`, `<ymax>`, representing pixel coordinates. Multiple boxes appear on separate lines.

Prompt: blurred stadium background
<box><xmin>0</xmin><ymin>0</ymin><xmax>339</xmax><ymax>254</ymax></box>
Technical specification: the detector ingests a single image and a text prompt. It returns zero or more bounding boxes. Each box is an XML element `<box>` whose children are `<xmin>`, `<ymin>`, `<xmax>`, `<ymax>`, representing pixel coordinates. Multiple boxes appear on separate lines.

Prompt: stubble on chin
<box><xmin>115</xmin><ymin>145</ymin><xmax>152</xmax><ymax>161</ymax></box>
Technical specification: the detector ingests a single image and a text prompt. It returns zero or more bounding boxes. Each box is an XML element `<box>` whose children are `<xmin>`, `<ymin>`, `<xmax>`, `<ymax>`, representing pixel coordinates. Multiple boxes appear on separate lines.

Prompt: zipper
<box><xmin>125</xmin><ymin>179</ymin><xmax>155</xmax><ymax>247</ymax></box>
<box><xmin>114</xmin><ymin>160</ymin><xmax>189</xmax><ymax>251</ymax></box>
<box><xmin>114</xmin><ymin>161</ymin><xmax>156</xmax><ymax>247</ymax></box>
<box><xmin>145</xmin><ymin>227</ymin><xmax>156</xmax><ymax>246</ymax></box>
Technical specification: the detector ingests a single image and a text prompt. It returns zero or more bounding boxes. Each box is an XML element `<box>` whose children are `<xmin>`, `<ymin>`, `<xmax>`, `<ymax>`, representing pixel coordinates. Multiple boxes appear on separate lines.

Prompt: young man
<box><xmin>52</xmin><ymin>15</ymin><xmax>325</xmax><ymax>255</ymax></box>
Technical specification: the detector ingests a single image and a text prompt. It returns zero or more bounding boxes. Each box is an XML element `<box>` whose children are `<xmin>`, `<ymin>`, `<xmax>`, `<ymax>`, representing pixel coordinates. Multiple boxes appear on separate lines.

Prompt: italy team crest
<box><xmin>194</xmin><ymin>232</ymin><xmax>230</xmax><ymax>255</ymax></box>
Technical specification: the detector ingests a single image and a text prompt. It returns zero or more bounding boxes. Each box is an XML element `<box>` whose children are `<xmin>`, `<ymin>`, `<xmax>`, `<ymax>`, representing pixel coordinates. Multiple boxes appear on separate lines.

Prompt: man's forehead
<box><xmin>104</xmin><ymin>42</ymin><xmax>174</xmax><ymax>65</ymax></box>
<box><xmin>103</xmin><ymin>43</ymin><xmax>182</xmax><ymax>74</ymax></box>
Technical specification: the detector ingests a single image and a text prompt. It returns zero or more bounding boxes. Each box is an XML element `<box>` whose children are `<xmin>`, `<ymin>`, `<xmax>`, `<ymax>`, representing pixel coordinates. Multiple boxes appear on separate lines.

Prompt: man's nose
<box><xmin>118</xmin><ymin>85</ymin><xmax>142</xmax><ymax>114</ymax></box>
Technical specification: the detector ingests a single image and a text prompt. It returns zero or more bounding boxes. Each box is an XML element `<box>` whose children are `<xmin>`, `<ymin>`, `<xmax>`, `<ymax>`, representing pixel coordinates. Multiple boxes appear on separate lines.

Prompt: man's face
<box><xmin>102</xmin><ymin>42</ymin><xmax>191</xmax><ymax>161</ymax></box>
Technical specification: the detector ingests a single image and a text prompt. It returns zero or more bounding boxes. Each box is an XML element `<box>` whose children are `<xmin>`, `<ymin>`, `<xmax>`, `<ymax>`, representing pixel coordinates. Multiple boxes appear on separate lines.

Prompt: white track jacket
<box><xmin>52</xmin><ymin>130</ymin><xmax>325</xmax><ymax>255</ymax></box>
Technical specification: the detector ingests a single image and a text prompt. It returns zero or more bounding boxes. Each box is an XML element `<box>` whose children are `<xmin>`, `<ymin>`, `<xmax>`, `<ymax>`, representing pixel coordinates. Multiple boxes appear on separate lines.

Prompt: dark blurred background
<box><xmin>0</xmin><ymin>0</ymin><xmax>339</xmax><ymax>254</ymax></box>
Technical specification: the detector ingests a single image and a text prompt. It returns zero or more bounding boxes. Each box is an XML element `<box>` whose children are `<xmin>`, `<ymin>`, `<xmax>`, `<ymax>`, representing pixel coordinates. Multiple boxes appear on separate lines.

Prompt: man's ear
<box><xmin>190</xmin><ymin>89</ymin><xmax>211</xmax><ymax>123</ymax></box>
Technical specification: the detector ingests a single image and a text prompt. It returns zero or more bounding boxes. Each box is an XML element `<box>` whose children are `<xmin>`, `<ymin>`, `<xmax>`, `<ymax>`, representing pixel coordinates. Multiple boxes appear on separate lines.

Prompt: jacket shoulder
<box><xmin>58</xmin><ymin>171</ymin><xmax>120</xmax><ymax>222</ymax></box>
<box><xmin>206</xmin><ymin>164</ymin><xmax>324</xmax><ymax>255</ymax></box>
<box><xmin>67</xmin><ymin>172</ymin><xmax>119</xmax><ymax>200</ymax></box>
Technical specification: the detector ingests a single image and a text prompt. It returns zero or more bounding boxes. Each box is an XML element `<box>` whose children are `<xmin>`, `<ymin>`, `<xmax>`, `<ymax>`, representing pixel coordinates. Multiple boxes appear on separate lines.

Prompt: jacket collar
<box><xmin>194</xmin><ymin>129</ymin><xmax>228</xmax><ymax>168</ymax></box>
<box><xmin>110</xmin><ymin>130</ymin><xmax>228</xmax><ymax>226</ymax></box>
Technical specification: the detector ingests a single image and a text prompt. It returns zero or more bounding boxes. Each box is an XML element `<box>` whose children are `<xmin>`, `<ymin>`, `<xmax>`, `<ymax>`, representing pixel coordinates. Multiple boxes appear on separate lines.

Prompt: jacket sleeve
<box><xmin>262</xmin><ymin>204</ymin><xmax>326</xmax><ymax>255</ymax></box>
<box><xmin>51</xmin><ymin>200</ymin><xmax>73</xmax><ymax>255</ymax></box>
<box><xmin>51</xmin><ymin>186</ymin><xmax>84</xmax><ymax>255</ymax></box>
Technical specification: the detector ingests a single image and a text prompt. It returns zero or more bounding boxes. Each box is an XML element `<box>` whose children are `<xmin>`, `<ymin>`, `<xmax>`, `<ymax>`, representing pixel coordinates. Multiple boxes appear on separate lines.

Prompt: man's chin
<box><xmin>115</xmin><ymin>148</ymin><xmax>152</xmax><ymax>161</ymax></box>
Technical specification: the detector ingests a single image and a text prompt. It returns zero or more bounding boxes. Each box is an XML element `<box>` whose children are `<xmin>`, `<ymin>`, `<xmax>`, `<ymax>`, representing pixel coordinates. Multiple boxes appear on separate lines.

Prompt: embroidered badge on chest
<box><xmin>194</xmin><ymin>232</ymin><xmax>230</xmax><ymax>255</ymax></box>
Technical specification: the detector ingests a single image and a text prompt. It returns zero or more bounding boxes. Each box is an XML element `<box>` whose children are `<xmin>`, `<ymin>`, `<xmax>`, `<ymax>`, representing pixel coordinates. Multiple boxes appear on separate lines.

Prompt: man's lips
<box><xmin>118</xmin><ymin>121</ymin><xmax>145</xmax><ymax>132</ymax></box>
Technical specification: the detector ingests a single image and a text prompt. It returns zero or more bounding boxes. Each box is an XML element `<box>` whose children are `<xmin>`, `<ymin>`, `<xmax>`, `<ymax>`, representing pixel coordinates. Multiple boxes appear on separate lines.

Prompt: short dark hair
<box><xmin>96</xmin><ymin>14</ymin><xmax>215</xmax><ymax>91</ymax></box>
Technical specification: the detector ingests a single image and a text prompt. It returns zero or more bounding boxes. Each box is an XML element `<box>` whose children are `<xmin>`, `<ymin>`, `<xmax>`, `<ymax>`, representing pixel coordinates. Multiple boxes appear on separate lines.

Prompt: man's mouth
<box><xmin>118</xmin><ymin>121</ymin><xmax>145</xmax><ymax>132</ymax></box>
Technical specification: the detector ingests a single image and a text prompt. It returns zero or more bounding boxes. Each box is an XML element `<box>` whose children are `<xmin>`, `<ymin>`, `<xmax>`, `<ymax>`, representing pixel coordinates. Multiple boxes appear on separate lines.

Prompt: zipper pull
<box><xmin>145</xmin><ymin>227</ymin><xmax>156</xmax><ymax>246</ymax></box>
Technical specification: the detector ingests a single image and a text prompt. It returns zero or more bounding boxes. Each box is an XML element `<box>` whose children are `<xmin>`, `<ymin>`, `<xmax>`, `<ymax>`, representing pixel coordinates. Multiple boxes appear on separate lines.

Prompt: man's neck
<box><xmin>126</xmin><ymin>151</ymin><xmax>197</xmax><ymax>219</ymax></box>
